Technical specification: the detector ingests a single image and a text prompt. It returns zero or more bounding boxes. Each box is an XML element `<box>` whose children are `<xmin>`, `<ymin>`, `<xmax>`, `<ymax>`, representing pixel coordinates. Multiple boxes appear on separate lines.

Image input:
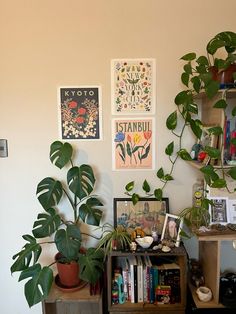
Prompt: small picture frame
<box><xmin>161</xmin><ymin>214</ymin><xmax>183</xmax><ymax>247</ymax></box>
<box><xmin>208</xmin><ymin>197</ymin><xmax>229</xmax><ymax>225</ymax></box>
<box><xmin>113</xmin><ymin>198</ymin><xmax>169</xmax><ymax>235</ymax></box>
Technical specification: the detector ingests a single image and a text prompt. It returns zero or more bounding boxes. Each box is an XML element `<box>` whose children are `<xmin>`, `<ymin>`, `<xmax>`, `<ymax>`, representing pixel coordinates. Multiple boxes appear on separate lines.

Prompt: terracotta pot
<box><xmin>55</xmin><ymin>253</ymin><xmax>80</xmax><ymax>287</ymax></box>
<box><xmin>209</xmin><ymin>64</ymin><xmax>236</xmax><ymax>87</ymax></box>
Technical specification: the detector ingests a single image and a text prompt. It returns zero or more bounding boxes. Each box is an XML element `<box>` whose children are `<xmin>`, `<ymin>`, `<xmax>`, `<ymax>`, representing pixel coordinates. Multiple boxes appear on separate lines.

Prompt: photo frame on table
<box><xmin>113</xmin><ymin>198</ymin><xmax>169</xmax><ymax>235</ymax></box>
<box><xmin>208</xmin><ymin>197</ymin><xmax>230</xmax><ymax>225</ymax></box>
<box><xmin>161</xmin><ymin>213</ymin><xmax>183</xmax><ymax>247</ymax></box>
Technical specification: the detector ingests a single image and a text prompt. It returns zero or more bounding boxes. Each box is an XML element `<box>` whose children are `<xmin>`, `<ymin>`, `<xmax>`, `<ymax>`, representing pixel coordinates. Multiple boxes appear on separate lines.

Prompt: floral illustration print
<box><xmin>112</xmin><ymin>59</ymin><xmax>155</xmax><ymax>114</ymax></box>
<box><xmin>113</xmin><ymin>118</ymin><xmax>154</xmax><ymax>170</ymax></box>
<box><xmin>60</xmin><ymin>87</ymin><xmax>101</xmax><ymax>140</ymax></box>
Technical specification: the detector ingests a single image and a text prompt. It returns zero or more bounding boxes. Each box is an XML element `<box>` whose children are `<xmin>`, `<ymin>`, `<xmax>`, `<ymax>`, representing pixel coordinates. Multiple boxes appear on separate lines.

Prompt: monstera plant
<box><xmin>10</xmin><ymin>141</ymin><xmax>105</xmax><ymax>307</ymax></box>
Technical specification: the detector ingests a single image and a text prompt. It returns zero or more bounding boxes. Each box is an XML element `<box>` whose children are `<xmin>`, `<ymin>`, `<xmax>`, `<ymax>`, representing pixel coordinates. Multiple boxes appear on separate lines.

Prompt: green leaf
<box><xmin>19</xmin><ymin>264</ymin><xmax>53</xmax><ymax>307</ymax></box>
<box><xmin>178</xmin><ymin>149</ymin><xmax>192</xmax><ymax>161</ymax></box>
<box><xmin>196</xmin><ymin>56</ymin><xmax>209</xmax><ymax>66</ymax></box>
<box><xmin>116</xmin><ymin>143</ymin><xmax>125</xmax><ymax>159</ymax></box>
<box><xmin>141</xmin><ymin>144</ymin><xmax>151</xmax><ymax>160</ymax></box>
<box><xmin>191</xmin><ymin>76</ymin><xmax>201</xmax><ymax>93</ymax></box>
<box><xmin>36</xmin><ymin>177</ymin><xmax>63</xmax><ymax>211</ymax></box>
<box><xmin>142</xmin><ymin>180</ymin><xmax>150</xmax><ymax>193</ymax></box>
<box><xmin>79</xmin><ymin>197</ymin><xmax>103</xmax><ymax>226</ymax></box>
<box><xmin>50</xmin><ymin>141</ymin><xmax>72</xmax><ymax>169</ymax></box>
<box><xmin>211</xmin><ymin>179</ymin><xmax>227</xmax><ymax>188</ymax></box>
<box><xmin>232</xmin><ymin>106</ymin><xmax>236</xmax><ymax>117</ymax></box>
<box><xmin>181</xmin><ymin>72</ymin><xmax>189</xmax><ymax>87</ymax></box>
<box><xmin>190</xmin><ymin>119</ymin><xmax>202</xmax><ymax>139</ymax></box>
<box><xmin>32</xmin><ymin>208</ymin><xmax>61</xmax><ymax>238</ymax></box>
<box><xmin>200</xmin><ymin>164</ymin><xmax>214</xmax><ymax>174</ymax></box>
<box><xmin>156</xmin><ymin>168</ymin><xmax>164</xmax><ymax>179</ymax></box>
<box><xmin>154</xmin><ymin>188</ymin><xmax>163</xmax><ymax>200</ymax></box>
<box><xmin>213</xmin><ymin>99</ymin><xmax>227</xmax><ymax>109</ymax></box>
<box><xmin>126</xmin><ymin>142</ymin><xmax>132</xmax><ymax>157</ymax></box>
<box><xmin>78</xmin><ymin>248</ymin><xmax>104</xmax><ymax>284</ymax></box>
<box><xmin>180</xmin><ymin>52</ymin><xmax>196</xmax><ymax>61</ymax></box>
<box><xmin>163</xmin><ymin>174</ymin><xmax>174</xmax><ymax>181</ymax></box>
<box><xmin>207</xmin><ymin>126</ymin><xmax>223</xmax><ymax>136</ymax></box>
<box><xmin>183</xmin><ymin>63</ymin><xmax>192</xmax><ymax>74</ymax></box>
<box><xmin>231</xmin><ymin>138</ymin><xmax>236</xmax><ymax>146</ymax></box>
<box><xmin>205</xmin><ymin>80</ymin><xmax>220</xmax><ymax>99</ymax></box>
<box><xmin>125</xmin><ymin>181</ymin><xmax>134</xmax><ymax>192</ymax></box>
<box><xmin>55</xmin><ymin>225</ymin><xmax>81</xmax><ymax>260</ymax></box>
<box><xmin>166</xmin><ymin>111</ymin><xmax>177</xmax><ymax>130</ymax></box>
<box><xmin>67</xmin><ymin>164</ymin><xmax>95</xmax><ymax>199</ymax></box>
<box><xmin>175</xmin><ymin>90</ymin><xmax>190</xmax><ymax>105</ymax></box>
<box><xmin>11</xmin><ymin>235</ymin><xmax>41</xmax><ymax>273</ymax></box>
<box><xmin>205</xmin><ymin>146</ymin><xmax>220</xmax><ymax>159</ymax></box>
<box><xmin>165</xmin><ymin>141</ymin><xmax>174</xmax><ymax>156</ymax></box>
<box><xmin>228</xmin><ymin>167</ymin><xmax>236</xmax><ymax>180</ymax></box>
<box><xmin>132</xmin><ymin>193</ymin><xmax>139</xmax><ymax>205</ymax></box>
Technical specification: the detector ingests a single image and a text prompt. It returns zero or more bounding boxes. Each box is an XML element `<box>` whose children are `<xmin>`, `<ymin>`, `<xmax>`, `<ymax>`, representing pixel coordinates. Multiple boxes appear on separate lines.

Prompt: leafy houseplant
<box><xmin>124</xmin><ymin>31</ymin><xmax>236</xmax><ymax>233</ymax></box>
<box><xmin>97</xmin><ymin>224</ymin><xmax>131</xmax><ymax>256</ymax></box>
<box><xmin>11</xmin><ymin>141</ymin><xmax>105</xmax><ymax>307</ymax></box>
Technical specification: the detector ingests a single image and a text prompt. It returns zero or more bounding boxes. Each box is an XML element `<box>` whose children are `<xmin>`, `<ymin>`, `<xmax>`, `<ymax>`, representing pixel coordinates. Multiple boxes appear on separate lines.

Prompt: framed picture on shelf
<box><xmin>113</xmin><ymin>198</ymin><xmax>169</xmax><ymax>235</ymax></box>
<box><xmin>208</xmin><ymin>197</ymin><xmax>229</xmax><ymax>225</ymax></box>
<box><xmin>161</xmin><ymin>213</ymin><xmax>183</xmax><ymax>247</ymax></box>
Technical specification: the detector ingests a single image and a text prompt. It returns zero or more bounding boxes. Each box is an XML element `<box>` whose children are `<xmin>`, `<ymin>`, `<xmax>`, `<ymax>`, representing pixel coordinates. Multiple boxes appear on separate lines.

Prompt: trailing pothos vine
<box><xmin>125</xmin><ymin>31</ymin><xmax>236</xmax><ymax>231</ymax></box>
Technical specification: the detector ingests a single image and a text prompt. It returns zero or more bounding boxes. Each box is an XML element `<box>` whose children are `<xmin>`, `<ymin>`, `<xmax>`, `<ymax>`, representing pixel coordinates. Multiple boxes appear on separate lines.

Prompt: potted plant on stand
<box><xmin>11</xmin><ymin>141</ymin><xmax>105</xmax><ymax>307</ymax></box>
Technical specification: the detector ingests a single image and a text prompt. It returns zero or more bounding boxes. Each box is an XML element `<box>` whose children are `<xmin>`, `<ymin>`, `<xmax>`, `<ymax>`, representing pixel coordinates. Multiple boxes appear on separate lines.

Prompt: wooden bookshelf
<box><xmin>107</xmin><ymin>245</ymin><xmax>187</xmax><ymax>314</ymax></box>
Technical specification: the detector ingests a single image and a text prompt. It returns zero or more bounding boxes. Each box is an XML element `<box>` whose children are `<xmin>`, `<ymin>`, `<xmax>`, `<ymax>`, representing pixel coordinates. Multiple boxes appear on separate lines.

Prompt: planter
<box><xmin>209</xmin><ymin>64</ymin><xmax>236</xmax><ymax>88</ymax></box>
<box><xmin>55</xmin><ymin>253</ymin><xmax>80</xmax><ymax>287</ymax></box>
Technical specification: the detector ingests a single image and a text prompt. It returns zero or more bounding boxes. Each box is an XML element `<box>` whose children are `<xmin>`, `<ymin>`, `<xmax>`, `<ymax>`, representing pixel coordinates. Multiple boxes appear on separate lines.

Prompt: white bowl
<box><xmin>135</xmin><ymin>236</ymin><xmax>153</xmax><ymax>249</ymax></box>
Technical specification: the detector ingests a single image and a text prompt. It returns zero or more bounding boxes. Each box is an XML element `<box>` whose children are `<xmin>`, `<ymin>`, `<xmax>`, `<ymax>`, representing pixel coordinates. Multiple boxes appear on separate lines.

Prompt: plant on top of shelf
<box><xmin>11</xmin><ymin>141</ymin><xmax>105</xmax><ymax>307</ymax></box>
<box><xmin>125</xmin><ymin>31</ymin><xmax>236</xmax><ymax>234</ymax></box>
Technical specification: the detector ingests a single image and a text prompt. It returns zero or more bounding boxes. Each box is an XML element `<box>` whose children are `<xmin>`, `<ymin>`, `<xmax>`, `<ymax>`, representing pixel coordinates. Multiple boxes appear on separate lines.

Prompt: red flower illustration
<box><xmin>78</xmin><ymin>107</ymin><xmax>86</xmax><ymax>115</ymax></box>
<box><xmin>144</xmin><ymin>131</ymin><xmax>152</xmax><ymax>140</ymax></box>
<box><xmin>76</xmin><ymin>116</ymin><xmax>85</xmax><ymax>124</ymax></box>
<box><xmin>127</xmin><ymin>134</ymin><xmax>132</xmax><ymax>142</ymax></box>
<box><xmin>68</xmin><ymin>101</ymin><xmax>77</xmax><ymax>109</ymax></box>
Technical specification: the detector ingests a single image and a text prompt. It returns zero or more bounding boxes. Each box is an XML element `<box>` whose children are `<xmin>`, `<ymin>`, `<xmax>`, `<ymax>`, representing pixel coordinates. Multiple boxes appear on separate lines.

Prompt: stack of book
<box><xmin>114</xmin><ymin>256</ymin><xmax>181</xmax><ymax>305</ymax></box>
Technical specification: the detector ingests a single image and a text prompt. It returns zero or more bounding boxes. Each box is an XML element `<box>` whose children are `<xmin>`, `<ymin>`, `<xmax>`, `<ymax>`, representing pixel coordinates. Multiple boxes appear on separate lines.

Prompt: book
<box><xmin>127</xmin><ymin>256</ymin><xmax>137</xmax><ymax>303</ymax></box>
<box><xmin>156</xmin><ymin>285</ymin><xmax>171</xmax><ymax>304</ymax></box>
<box><xmin>136</xmin><ymin>256</ymin><xmax>144</xmax><ymax>303</ymax></box>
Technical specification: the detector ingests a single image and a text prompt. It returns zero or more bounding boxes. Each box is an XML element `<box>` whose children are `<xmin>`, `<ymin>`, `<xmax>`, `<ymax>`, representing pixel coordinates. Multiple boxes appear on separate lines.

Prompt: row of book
<box><xmin>111</xmin><ymin>255</ymin><xmax>181</xmax><ymax>305</ymax></box>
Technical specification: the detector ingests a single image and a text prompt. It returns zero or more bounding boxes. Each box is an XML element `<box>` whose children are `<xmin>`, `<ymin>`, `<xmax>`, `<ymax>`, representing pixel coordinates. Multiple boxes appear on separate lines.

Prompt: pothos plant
<box><xmin>11</xmin><ymin>141</ymin><xmax>105</xmax><ymax>307</ymax></box>
<box><xmin>125</xmin><ymin>31</ymin><xmax>236</xmax><ymax>232</ymax></box>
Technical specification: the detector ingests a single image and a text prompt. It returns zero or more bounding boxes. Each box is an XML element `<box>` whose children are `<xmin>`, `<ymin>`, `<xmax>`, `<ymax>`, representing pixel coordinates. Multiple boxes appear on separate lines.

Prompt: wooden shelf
<box><xmin>107</xmin><ymin>245</ymin><xmax>187</xmax><ymax>314</ymax></box>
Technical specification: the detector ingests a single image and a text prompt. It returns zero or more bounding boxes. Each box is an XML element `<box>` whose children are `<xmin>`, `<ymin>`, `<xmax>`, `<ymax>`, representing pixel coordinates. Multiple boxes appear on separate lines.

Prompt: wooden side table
<box><xmin>42</xmin><ymin>282</ymin><xmax>103</xmax><ymax>314</ymax></box>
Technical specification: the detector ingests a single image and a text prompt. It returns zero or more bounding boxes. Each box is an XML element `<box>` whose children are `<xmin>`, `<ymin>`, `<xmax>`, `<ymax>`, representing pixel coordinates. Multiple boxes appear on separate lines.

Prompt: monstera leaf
<box><xmin>50</xmin><ymin>141</ymin><xmax>72</xmax><ymax>169</ymax></box>
<box><xmin>67</xmin><ymin>164</ymin><xmax>95</xmax><ymax>199</ymax></box>
<box><xmin>36</xmin><ymin>177</ymin><xmax>63</xmax><ymax>210</ymax></box>
<box><xmin>78</xmin><ymin>248</ymin><xmax>104</xmax><ymax>284</ymax></box>
<box><xmin>32</xmin><ymin>208</ymin><xmax>61</xmax><ymax>238</ymax></box>
<box><xmin>11</xmin><ymin>235</ymin><xmax>41</xmax><ymax>273</ymax></box>
<box><xmin>79</xmin><ymin>197</ymin><xmax>103</xmax><ymax>226</ymax></box>
<box><xmin>19</xmin><ymin>264</ymin><xmax>53</xmax><ymax>307</ymax></box>
<box><xmin>55</xmin><ymin>225</ymin><xmax>81</xmax><ymax>260</ymax></box>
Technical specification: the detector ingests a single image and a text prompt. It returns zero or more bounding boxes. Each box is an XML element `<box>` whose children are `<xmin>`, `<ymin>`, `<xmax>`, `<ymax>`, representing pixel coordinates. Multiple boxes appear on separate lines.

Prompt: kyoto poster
<box><xmin>111</xmin><ymin>59</ymin><xmax>156</xmax><ymax>115</ymax></box>
<box><xmin>112</xmin><ymin>118</ymin><xmax>155</xmax><ymax>170</ymax></box>
<box><xmin>58</xmin><ymin>86</ymin><xmax>102</xmax><ymax>140</ymax></box>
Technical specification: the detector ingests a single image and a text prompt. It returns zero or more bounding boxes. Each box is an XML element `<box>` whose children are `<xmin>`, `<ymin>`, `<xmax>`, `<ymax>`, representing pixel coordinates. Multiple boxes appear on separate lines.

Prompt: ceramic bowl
<box><xmin>135</xmin><ymin>236</ymin><xmax>153</xmax><ymax>249</ymax></box>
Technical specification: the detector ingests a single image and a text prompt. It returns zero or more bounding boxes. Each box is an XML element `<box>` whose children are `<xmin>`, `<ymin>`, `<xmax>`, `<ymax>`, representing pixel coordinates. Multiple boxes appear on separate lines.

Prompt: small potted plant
<box><xmin>11</xmin><ymin>141</ymin><xmax>105</xmax><ymax>307</ymax></box>
<box><xmin>97</xmin><ymin>223</ymin><xmax>131</xmax><ymax>256</ymax></box>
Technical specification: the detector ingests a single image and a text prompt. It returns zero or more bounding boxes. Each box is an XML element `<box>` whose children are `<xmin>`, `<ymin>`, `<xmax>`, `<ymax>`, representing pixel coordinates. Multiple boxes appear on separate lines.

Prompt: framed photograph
<box><xmin>161</xmin><ymin>214</ymin><xmax>183</xmax><ymax>247</ymax></box>
<box><xmin>114</xmin><ymin>198</ymin><xmax>169</xmax><ymax>235</ymax></box>
<box><xmin>112</xmin><ymin>117</ymin><xmax>155</xmax><ymax>170</ymax></box>
<box><xmin>58</xmin><ymin>86</ymin><xmax>102</xmax><ymax>140</ymax></box>
<box><xmin>111</xmin><ymin>58</ymin><xmax>156</xmax><ymax>115</ymax></box>
<box><xmin>208</xmin><ymin>197</ymin><xmax>229</xmax><ymax>225</ymax></box>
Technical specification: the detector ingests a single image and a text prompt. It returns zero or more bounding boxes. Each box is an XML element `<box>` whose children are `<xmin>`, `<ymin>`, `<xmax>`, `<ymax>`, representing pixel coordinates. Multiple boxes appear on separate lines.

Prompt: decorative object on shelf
<box><xmin>189</xmin><ymin>259</ymin><xmax>205</xmax><ymax>288</ymax></box>
<box><xmin>135</xmin><ymin>235</ymin><xmax>153</xmax><ymax>249</ymax></box>
<box><xmin>113</xmin><ymin>197</ymin><xmax>169</xmax><ymax>236</ymax></box>
<box><xmin>129</xmin><ymin>241</ymin><xmax>137</xmax><ymax>252</ymax></box>
<box><xmin>58</xmin><ymin>86</ymin><xmax>103</xmax><ymax>140</ymax></box>
<box><xmin>196</xmin><ymin>286</ymin><xmax>212</xmax><ymax>302</ymax></box>
<box><xmin>161</xmin><ymin>214</ymin><xmax>183</xmax><ymax>247</ymax></box>
<box><xmin>10</xmin><ymin>141</ymin><xmax>105</xmax><ymax>307</ymax></box>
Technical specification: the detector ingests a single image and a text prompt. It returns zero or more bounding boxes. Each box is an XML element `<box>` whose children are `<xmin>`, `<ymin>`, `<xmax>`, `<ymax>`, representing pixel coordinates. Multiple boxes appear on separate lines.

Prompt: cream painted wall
<box><xmin>1</xmin><ymin>0</ymin><xmax>236</xmax><ymax>313</ymax></box>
